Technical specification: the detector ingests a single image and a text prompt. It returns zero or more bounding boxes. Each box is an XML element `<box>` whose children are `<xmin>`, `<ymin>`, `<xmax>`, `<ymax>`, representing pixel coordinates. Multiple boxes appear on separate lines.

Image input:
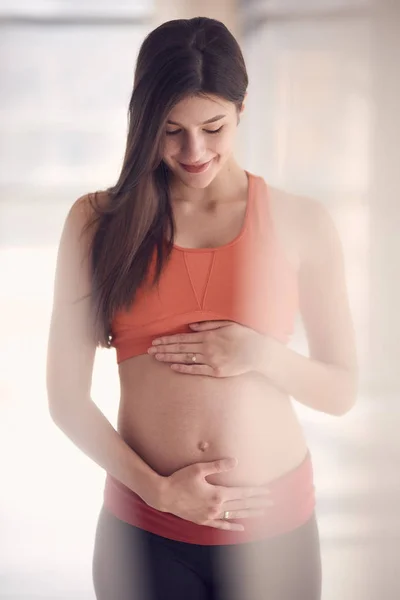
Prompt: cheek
<box><xmin>222</xmin><ymin>133</ymin><xmax>236</xmax><ymax>149</ymax></box>
<box><xmin>214</xmin><ymin>131</ymin><xmax>236</xmax><ymax>155</ymax></box>
<box><xmin>203</xmin><ymin>132</ymin><xmax>236</xmax><ymax>158</ymax></box>
<box><xmin>163</xmin><ymin>138</ymin><xmax>180</xmax><ymax>157</ymax></box>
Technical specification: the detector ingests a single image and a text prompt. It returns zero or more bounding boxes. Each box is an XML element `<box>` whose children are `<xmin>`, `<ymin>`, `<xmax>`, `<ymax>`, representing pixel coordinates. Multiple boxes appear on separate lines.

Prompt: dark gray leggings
<box><xmin>92</xmin><ymin>505</ymin><xmax>322</xmax><ymax>600</ymax></box>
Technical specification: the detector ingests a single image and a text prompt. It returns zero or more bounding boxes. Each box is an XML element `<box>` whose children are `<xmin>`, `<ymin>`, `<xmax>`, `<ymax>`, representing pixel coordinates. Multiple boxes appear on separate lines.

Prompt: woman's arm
<box><xmin>254</xmin><ymin>337</ymin><xmax>357</xmax><ymax>416</ymax></box>
<box><xmin>46</xmin><ymin>195</ymin><xmax>162</xmax><ymax>507</ymax></box>
<box><xmin>254</xmin><ymin>197</ymin><xmax>359</xmax><ymax>416</ymax></box>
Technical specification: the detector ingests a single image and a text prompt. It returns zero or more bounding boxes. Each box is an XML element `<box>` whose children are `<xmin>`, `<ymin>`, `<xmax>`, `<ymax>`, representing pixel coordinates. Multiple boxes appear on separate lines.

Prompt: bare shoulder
<box><xmin>60</xmin><ymin>190</ymin><xmax>110</xmax><ymax>260</ymax></box>
<box><xmin>67</xmin><ymin>189</ymin><xmax>109</xmax><ymax>231</ymax></box>
<box><xmin>266</xmin><ymin>185</ymin><xmax>338</xmax><ymax>270</ymax></box>
<box><xmin>52</xmin><ymin>189</ymin><xmax>110</xmax><ymax>305</ymax></box>
<box><xmin>266</xmin><ymin>185</ymin><xmax>312</xmax><ymax>271</ymax></box>
<box><xmin>293</xmin><ymin>193</ymin><xmax>343</xmax><ymax>269</ymax></box>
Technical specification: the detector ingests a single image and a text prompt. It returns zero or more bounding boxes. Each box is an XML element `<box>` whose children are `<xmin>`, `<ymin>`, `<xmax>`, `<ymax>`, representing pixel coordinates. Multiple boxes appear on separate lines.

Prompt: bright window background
<box><xmin>0</xmin><ymin>3</ymin><xmax>154</xmax><ymax>598</ymax></box>
<box><xmin>1</xmin><ymin>1</ymin><xmax>399</xmax><ymax>598</ymax></box>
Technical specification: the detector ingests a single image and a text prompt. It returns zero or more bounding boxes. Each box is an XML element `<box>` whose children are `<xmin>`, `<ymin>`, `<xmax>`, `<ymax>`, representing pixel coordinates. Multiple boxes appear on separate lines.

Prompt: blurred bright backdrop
<box><xmin>1</xmin><ymin>1</ymin><xmax>399</xmax><ymax>598</ymax></box>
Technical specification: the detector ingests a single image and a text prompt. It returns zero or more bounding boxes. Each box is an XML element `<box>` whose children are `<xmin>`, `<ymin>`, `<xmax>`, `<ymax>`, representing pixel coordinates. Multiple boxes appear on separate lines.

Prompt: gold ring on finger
<box><xmin>223</xmin><ymin>510</ymin><xmax>231</xmax><ymax>519</ymax></box>
<box><xmin>187</xmin><ymin>353</ymin><xmax>197</xmax><ymax>363</ymax></box>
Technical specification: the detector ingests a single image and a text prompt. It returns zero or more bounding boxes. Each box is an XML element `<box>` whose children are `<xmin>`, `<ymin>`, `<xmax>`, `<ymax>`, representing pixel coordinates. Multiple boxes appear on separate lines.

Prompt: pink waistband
<box><xmin>103</xmin><ymin>450</ymin><xmax>316</xmax><ymax>545</ymax></box>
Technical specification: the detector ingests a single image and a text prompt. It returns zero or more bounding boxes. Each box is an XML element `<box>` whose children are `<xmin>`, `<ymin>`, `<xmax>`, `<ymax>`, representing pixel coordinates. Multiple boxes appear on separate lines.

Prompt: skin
<box><xmin>48</xmin><ymin>92</ymin><xmax>357</xmax><ymax>531</ymax></box>
<box><xmin>118</xmin><ymin>95</ymin><xmax>309</xmax><ymax>501</ymax></box>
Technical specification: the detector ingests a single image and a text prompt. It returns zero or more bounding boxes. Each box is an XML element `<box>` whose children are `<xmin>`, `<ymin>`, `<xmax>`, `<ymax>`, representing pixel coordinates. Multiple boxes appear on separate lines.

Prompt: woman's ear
<box><xmin>237</xmin><ymin>100</ymin><xmax>246</xmax><ymax>125</ymax></box>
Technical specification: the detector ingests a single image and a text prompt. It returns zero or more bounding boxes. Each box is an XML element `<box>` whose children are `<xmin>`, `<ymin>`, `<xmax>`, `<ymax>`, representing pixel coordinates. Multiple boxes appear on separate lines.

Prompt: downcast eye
<box><xmin>165</xmin><ymin>125</ymin><xmax>224</xmax><ymax>136</ymax></box>
<box><xmin>205</xmin><ymin>126</ymin><xmax>224</xmax><ymax>134</ymax></box>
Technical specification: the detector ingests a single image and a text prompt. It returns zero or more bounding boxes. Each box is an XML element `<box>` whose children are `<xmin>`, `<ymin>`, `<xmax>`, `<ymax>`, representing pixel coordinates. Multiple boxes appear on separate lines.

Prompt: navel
<box><xmin>198</xmin><ymin>440</ymin><xmax>210</xmax><ymax>452</ymax></box>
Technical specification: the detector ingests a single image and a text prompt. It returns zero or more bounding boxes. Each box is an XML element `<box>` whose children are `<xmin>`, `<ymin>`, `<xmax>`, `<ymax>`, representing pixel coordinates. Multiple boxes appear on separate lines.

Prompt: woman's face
<box><xmin>162</xmin><ymin>93</ymin><xmax>243</xmax><ymax>188</ymax></box>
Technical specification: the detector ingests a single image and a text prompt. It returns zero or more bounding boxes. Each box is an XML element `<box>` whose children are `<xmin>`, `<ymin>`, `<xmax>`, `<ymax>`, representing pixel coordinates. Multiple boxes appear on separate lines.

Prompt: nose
<box><xmin>180</xmin><ymin>132</ymin><xmax>206</xmax><ymax>164</ymax></box>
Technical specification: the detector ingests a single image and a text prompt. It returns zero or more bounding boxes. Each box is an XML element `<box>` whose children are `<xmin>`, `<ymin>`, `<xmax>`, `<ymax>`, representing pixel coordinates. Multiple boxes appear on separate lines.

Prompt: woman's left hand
<box><xmin>147</xmin><ymin>320</ymin><xmax>265</xmax><ymax>377</ymax></box>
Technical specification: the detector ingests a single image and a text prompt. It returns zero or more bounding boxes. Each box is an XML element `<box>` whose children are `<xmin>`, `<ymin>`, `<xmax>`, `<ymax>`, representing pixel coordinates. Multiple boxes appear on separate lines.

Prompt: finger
<box><xmin>219</xmin><ymin>509</ymin><xmax>266</xmax><ymax>520</ymax></box>
<box><xmin>222</xmin><ymin>497</ymin><xmax>274</xmax><ymax>512</ymax></box>
<box><xmin>190</xmin><ymin>321</ymin><xmax>232</xmax><ymax>331</ymax></box>
<box><xmin>153</xmin><ymin>352</ymin><xmax>205</xmax><ymax>364</ymax></box>
<box><xmin>203</xmin><ymin>519</ymin><xmax>245</xmax><ymax>532</ymax></box>
<box><xmin>151</xmin><ymin>333</ymin><xmax>205</xmax><ymax>345</ymax></box>
<box><xmin>170</xmin><ymin>363</ymin><xmax>216</xmax><ymax>376</ymax></box>
<box><xmin>149</xmin><ymin>343</ymin><xmax>203</xmax><ymax>355</ymax></box>
<box><xmin>217</xmin><ymin>485</ymin><xmax>272</xmax><ymax>501</ymax></box>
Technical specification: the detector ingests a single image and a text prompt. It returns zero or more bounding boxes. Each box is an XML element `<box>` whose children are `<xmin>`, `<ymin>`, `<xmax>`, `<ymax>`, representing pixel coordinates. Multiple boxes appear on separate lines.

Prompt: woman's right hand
<box><xmin>156</xmin><ymin>458</ymin><xmax>274</xmax><ymax>531</ymax></box>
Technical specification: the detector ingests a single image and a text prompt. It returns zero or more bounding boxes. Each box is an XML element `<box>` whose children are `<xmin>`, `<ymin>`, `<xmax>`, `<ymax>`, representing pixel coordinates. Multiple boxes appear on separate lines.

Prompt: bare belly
<box><xmin>117</xmin><ymin>354</ymin><xmax>308</xmax><ymax>487</ymax></box>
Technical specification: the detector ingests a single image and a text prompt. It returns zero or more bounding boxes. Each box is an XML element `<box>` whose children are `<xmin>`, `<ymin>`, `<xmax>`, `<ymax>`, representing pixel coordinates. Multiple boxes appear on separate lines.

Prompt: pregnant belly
<box><xmin>117</xmin><ymin>355</ymin><xmax>308</xmax><ymax>486</ymax></box>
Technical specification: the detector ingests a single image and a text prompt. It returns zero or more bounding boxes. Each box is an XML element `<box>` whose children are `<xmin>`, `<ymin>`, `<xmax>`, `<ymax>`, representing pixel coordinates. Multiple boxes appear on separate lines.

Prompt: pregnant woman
<box><xmin>46</xmin><ymin>17</ymin><xmax>358</xmax><ymax>600</ymax></box>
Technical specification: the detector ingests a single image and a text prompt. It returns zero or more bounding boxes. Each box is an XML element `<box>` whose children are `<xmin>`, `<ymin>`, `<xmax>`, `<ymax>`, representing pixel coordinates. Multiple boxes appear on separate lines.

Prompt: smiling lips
<box><xmin>180</xmin><ymin>159</ymin><xmax>212</xmax><ymax>173</ymax></box>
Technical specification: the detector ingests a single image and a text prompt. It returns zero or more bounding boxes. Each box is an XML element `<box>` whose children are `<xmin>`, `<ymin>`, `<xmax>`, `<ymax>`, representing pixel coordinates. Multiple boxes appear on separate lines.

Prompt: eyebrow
<box><xmin>166</xmin><ymin>114</ymin><xmax>226</xmax><ymax>126</ymax></box>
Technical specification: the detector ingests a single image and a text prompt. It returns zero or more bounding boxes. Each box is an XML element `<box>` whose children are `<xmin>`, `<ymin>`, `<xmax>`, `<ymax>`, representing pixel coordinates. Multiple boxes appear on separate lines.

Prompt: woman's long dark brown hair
<box><xmin>85</xmin><ymin>17</ymin><xmax>248</xmax><ymax>347</ymax></box>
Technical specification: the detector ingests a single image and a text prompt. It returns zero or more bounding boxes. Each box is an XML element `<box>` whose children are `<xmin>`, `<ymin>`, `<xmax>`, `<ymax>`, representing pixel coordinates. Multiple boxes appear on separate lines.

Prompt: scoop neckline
<box><xmin>170</xmin><ymin>170</ymin><xmax>253</xmax><ymax>253</ymax></box>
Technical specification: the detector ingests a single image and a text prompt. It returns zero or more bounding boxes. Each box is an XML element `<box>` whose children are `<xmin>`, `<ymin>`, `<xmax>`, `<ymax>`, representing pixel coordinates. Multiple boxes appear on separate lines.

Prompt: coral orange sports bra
<box><xmin>110</xmin><ymin>171</ymin><xmax>298</xmax><ymax>363</ymax></box>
